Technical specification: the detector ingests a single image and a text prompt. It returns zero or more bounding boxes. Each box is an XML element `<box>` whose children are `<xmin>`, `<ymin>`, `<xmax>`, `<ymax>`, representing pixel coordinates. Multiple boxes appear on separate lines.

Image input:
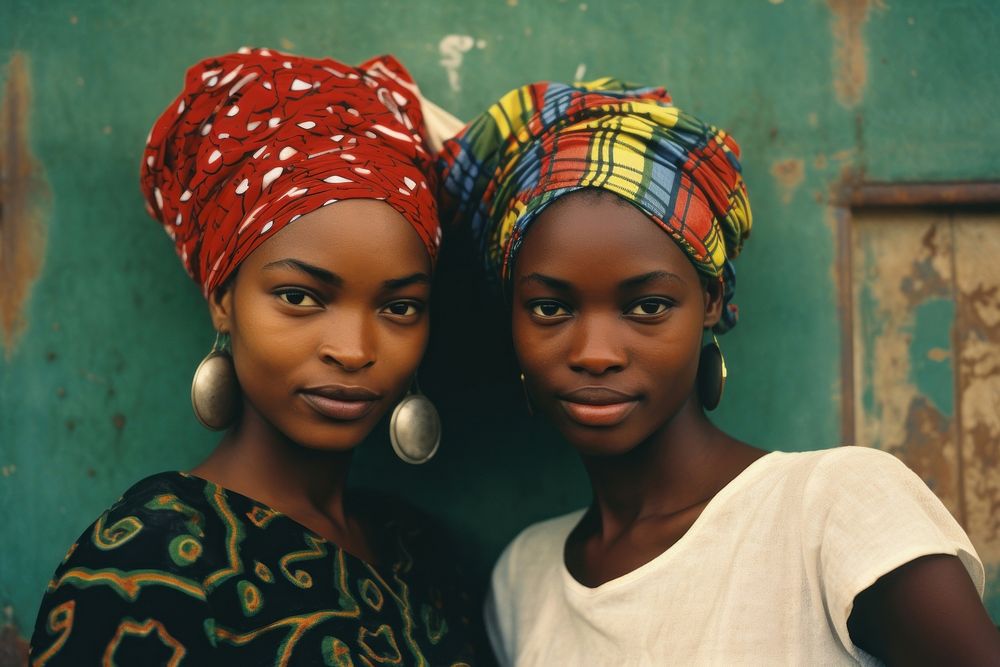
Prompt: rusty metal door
<box><xmin>850</xmin><ymin>206</ymin><xmax>999</xmax><ymax>618</ymax></box>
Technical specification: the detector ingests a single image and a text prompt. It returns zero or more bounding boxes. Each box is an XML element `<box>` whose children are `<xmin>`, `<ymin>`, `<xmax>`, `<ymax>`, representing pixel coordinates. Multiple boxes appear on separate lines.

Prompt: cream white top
<box><xmin>485</xmin><ymin>447</ymin><xmax>984</xmax><ymax>666</ymax></box>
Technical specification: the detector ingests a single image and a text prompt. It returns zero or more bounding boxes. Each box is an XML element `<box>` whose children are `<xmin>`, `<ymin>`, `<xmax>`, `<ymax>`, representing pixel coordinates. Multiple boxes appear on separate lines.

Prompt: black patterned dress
<box><xmin>30</xmin><ymin>472</ymin><xmax>479</xmax><ymax>666</ymax></box>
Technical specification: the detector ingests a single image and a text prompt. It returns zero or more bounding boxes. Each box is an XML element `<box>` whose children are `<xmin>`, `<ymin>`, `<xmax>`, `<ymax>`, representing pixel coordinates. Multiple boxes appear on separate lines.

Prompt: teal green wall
<box><xmin>2</xmin><ymin>0</ymin><xmax>998</xmax><ymax>643</ymax></box>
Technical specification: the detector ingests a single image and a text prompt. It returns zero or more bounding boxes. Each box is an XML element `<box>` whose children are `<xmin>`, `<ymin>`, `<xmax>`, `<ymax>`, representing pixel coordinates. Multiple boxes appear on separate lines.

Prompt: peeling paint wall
<box><xmin>827</xmin><ymin>0</ymin><xmax>877</xmax><ymax>108</ymax></box>
<box><xmin>852</xmin><ymin>209</ymin><xmax>1000</xmax><ymax>620</ymax></box>
<box><xmin>0</xmin><ymin>52</ymin><xmax>49</xmax><ymax>358</ymax></box>
<box><xmin>2</xmin><ymin>0</ymin><xmax>999</xmax><ymax>642</ymax></box>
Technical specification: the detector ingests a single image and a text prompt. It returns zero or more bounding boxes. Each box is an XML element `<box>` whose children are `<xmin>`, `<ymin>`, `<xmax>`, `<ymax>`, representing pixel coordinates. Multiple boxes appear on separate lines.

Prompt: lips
<box><xmin>299</xmin><ymin>385</ymin><xmax>382</xmax><ymax>422</ymax></box>
<box><xmin>557</xmin><ymin>386</ymin><xmax>641</xmax><ymax>428</ymax></box>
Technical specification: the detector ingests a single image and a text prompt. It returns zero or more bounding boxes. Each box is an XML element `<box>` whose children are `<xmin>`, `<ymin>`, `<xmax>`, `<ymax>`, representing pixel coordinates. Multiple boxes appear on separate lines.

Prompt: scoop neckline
<box><xmin>136</xmin><ymin>471</ymin><xmax>400</xmax><ymax>575</ymax></box>
<box><xmin>560</xmin><ymin>450</ymin><xmax>784</xmax><ymax>596</ymax></box>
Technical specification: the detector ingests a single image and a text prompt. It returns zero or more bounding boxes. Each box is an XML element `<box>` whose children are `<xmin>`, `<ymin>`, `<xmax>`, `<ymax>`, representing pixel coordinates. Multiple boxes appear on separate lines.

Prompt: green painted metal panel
<box><xmin>3</xmin><ymin>0</ymin><xmax>998</xmax><ymax>644</ymax></box>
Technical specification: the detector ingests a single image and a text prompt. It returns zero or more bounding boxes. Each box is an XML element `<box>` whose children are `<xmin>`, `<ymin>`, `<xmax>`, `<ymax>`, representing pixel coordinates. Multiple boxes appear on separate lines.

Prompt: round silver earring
<box><xmin>191</xmin><ymin>332</ymin><xmax>240</xmax><ymax>431</ymax></box>
<box><xmin>389</xmin><ymin>378</ymin><xmax>440</xmax><ymax>465</ymax></box>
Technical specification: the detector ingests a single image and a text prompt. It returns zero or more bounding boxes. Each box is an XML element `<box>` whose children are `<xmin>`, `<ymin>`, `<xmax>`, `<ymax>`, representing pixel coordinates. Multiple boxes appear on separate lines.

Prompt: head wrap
<box><xmin>437</xmin><ymin>79</ymin><xmax>752</xmax><ymax>332</ymax></box>
<box><xmin>141</xmin><ymin>47</ymin><xmax>441</xmax><ymax>297</ymax></box>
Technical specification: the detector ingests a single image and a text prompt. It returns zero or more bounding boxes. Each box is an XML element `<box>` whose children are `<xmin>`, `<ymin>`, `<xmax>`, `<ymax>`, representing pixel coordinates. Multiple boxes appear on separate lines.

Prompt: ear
<box><xmin>702</xmin><ymin>276</ymin><xmax>724</xmax><ymax>330</ymax></box>
<box><xmin>207</xmin><ymin>283</ymin><xmax>235</xmax><ymax>334</ymax></box>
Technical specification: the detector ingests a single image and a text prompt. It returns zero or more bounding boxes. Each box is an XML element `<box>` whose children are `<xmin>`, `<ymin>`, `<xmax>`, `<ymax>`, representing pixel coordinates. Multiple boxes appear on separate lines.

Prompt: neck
<box><xmin>191</xmin><ymin>402</ymin><xmax>354</xmax><ymax>528</ymax></box>
<box><xmin>579</xmin><ymin>396</ymin><xmax>750</xmax><ymax>537</ymax></box>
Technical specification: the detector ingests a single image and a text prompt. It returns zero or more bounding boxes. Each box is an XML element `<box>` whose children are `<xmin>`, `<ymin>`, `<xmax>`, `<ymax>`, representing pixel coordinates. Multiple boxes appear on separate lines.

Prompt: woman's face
<box><xmin>511</xmin><ymin>191</ymin><xmax>722</xmax><ymax>457</ymax></box>
<box><xmin>210</xmin><ymin>199</ymin><xmax>431</xmax><ymax>451</ymax></box>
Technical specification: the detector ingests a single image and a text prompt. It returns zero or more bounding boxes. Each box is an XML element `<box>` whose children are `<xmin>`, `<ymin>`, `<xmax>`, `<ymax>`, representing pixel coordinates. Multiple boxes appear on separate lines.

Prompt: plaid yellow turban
<box><xmin>437</xmin><ymin>79</ymin><xmax>752</xmax><ymax>332</ymax></box>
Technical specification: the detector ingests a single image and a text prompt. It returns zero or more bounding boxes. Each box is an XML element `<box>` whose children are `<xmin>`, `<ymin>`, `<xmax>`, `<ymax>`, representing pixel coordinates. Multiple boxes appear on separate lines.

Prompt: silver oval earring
<box><xmin>389</xmin><ymin>378</ymin><xmax>440</xmax><ymax>464</ymax></box>
<box><xmin>191</xmin><ymin>332</ymin><xmax>240</xmax><ymax>430</ymax></box>
<box><xmin>697</xmin><ymin>333</ymin><xmax>727</xmax><ymax>411</ymax></box>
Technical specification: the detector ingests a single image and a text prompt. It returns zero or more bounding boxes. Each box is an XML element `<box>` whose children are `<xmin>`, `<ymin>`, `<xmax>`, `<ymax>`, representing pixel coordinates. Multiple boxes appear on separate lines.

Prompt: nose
<box><xmin>567</xmin><ymin>313</ymin><xmax>627</xmax><ymax>376</ymax></box>
<box><xmin>318</xmin><ymin>309</ymin><xmax>376</xmax><ymax>372</ymax></box>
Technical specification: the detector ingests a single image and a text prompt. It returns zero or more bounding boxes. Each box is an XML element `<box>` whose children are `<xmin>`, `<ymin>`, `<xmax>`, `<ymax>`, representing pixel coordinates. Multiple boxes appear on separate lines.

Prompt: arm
<box><xmin>848</xmin><ymin>554</ymin><xmax>1000</xmax><ymax>666</ymax></box>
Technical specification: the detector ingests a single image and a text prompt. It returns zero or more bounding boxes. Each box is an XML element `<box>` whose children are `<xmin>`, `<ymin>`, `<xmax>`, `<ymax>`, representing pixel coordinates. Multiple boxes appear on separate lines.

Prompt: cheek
<box><xmin>230</xmin><ymin>316</ymin><xmax>302</xmax><ymax>392</ymax></box>
<box><xmin>633</xmin><ymin>323</ymin><xmax>703</xmax><ymax>389</ymax></box>
<box><xmin>381</xmin><ymin>321</ymin><xmax>429</xmax><ymax>371</ymax></box>
<box><xmin>511</xmin><ymin>312</ymin><xmax>548</xmax><ymax>372</ymax></box>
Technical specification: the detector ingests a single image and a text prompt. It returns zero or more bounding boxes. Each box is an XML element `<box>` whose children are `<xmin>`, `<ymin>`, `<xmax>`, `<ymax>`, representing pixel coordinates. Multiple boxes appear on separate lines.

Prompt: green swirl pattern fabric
<box><xmin>30</xmin><ymin>472</ymin><xmax>479</xmax><ymax>666</ymax></box>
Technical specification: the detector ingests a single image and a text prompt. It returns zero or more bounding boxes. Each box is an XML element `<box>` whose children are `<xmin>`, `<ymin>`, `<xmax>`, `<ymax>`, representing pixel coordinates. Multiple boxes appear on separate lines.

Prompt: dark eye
<box><xmin>277</xmin><ymin>289</ymin><xmax>319</xmax><ymax>307</ymax></box>
<box><xmin>530</xmin><ymin>301</ymin><xmax>571</xmax><ymax>318</ymax></box>
<box><xmin>627</xmin><ymin>299</ymin><xmax>671</xmax><ymax>316</ymax></box>
<box><xmin>382</xmin><ymin>301</ymin><xmax>421</xmax><ymax>318</ymax></box>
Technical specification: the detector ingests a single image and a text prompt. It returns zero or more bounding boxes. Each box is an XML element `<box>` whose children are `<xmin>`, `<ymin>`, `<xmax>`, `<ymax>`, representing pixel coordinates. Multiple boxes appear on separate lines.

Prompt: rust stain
<box><xmin>953</xmin><ymin>216</ymin><xmax>1000</xmax><ymax>562</ymax></box>
<box><xmin>0</xmin><ymin>52</ymin><xmax>50</xmax><ymax>358</ymax></box>
<box><xmin>899</xmin><ymin>396</ymin><xmax>959</xmax><ymax>505</ymax></box>
<box><xmin>898</xmin><ymin>224</ymin><xmax>953</xmax><ymax>306</ymax></box>
<box><xmin>770</xmin><ymin>158</ymin><xmax>805</xmax><ymax>204</ymax></box>
<box><xmin>926</xmin><ymin>347</ymin><xmax>951</xmax><ymax>362</ymax></box>
<box><xmin>0</xmin><ymin>622</ymin><xmax>29</xmax><ymax>667</ymax></box>
<box><xmin>827</xmin><ymin>0</ymin><xmax>871</xmax><ymax>108</ymax></box>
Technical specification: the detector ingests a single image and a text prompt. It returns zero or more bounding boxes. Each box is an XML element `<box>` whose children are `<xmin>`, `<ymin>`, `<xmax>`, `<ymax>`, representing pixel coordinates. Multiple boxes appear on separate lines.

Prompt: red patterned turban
<box><xmin>140</xmin><ymin>47</ymin><xmax>441</xmax><ymax>297</ymax></box>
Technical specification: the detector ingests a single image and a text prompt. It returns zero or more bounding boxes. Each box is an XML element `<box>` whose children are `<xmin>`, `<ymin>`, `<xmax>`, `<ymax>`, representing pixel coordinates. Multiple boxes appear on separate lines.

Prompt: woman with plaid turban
<box><xmin>439</xmin><ymin>80</ymin><xmax>998</xmax><ymax>665</ymax></box>
<box><xmin>30</xmin><ymin>48</ymin><xmax>478</xmax><ymax>666</ymax></box>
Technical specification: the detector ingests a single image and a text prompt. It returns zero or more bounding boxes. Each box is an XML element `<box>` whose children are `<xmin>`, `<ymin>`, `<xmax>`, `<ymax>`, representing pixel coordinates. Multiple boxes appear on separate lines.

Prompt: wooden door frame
<box><xmin>832</xmin><ymin>180</ymin><xmax>1000</xmax><ymax>445</ymax></box>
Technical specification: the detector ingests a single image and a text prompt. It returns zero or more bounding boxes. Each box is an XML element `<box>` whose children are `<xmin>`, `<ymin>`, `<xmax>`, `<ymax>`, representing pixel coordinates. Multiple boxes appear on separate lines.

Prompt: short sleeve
<box><xmin>29</xmin><ymin>502</ymin><xmax>216</xmax><ymax>665</ymax></box>
<box><xmin>805</xmin><ymin>447</ymin><xmax>985</xmax><ymax>657</ymax></box>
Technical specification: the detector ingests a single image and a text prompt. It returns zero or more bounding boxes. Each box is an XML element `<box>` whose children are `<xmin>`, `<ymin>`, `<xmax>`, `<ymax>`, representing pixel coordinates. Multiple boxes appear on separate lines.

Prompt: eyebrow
<box><xmin>263</xmin><ymin>259</ymin><xmax>342</xmax><ymax>286</ymax></box>
<box><xmin>382</xmin><ymin>272</ymin><xmax>431</xmax><ymax>289</ymax></box>
<box><xmin>519</xmin><ymin>273</ymin><xmax>573</xmax><ymax>291</ymax></box>
<box><xmin>262</xmin><ymin>260</ymin><xmax>429</xmax><ymax>290</ymax></box>
<box><xmin>519</xmin><ymin>270</ymin><xmax>686</xmax><ymax>290</ymax></box>
<box><xmin>619</xmin><ymin>270</ymin><xmax>686</xmax><ymax>288</ymax></box>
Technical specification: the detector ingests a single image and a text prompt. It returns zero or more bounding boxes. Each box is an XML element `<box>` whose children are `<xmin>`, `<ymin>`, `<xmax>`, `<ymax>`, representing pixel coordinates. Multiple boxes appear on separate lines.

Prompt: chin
<box><xmin>552</xmin><ymin>417</ymin><xmax>652</xmax><ymax>458</ymax></box>
<box><xmin>272</xmin><ymin>412</ymin><xmax>382</xmax><ymax>453</ymax></box>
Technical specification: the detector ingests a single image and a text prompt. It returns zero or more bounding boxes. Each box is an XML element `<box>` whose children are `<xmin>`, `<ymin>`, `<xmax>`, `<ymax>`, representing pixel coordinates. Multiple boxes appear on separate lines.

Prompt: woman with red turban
<box><xmin>30</xmin><ymin>48</ymin><xmax>476</xmax><ymax>666</ymax></box>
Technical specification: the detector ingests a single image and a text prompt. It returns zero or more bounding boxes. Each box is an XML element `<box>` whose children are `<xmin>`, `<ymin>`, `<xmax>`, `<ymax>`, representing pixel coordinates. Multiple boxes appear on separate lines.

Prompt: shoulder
<box><xmin>31</xmin><ymin>474</ymin><xmax>219</xmax><ymax>664</ymax></box>
<box><xmin>794</xmin><ymin>446</ymin><xmax>940</xmax><ymax>511</ymax></box>
<box><xmin>740</xmin><ymin>447</ymin><xmax>921</xmax><ymax>503</ymax></box>
<box><xmin>806</xmin><ymin>444</ymin><xmax>917</xmax><ymax>478</ymax></box>
<box><xmin>493</xmin><ymin>509</ymin><xmax>584</xmax><ymax>588</ymax></box>
<box><xmin>485</xmin><ymin>510</ymin><xmax>583</xmax><ymax>658</ymax></box>
<box><xmin>752</xmin><ymin>445</ymin><xmax>907</xmax><ymax>479</ymax></box>
<box><xmin>509</xmin><ymin>509</ymin><xmax>584</xmax><ymax>552</ymax></box>
<box><xmin>46</xmin><ymin>472</ymin><xmax>221</xmax><ymax>583</ymax></box>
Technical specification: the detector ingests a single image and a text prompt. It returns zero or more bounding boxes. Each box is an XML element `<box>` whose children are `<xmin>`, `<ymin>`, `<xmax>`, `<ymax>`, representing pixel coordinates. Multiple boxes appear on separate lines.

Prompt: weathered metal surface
<box><xmin>953</xmin><ymin>213</ymin><xmax>1000</xmax><ymax>609</ymax></box>
<box><xmin>3</xmin><ymin>0</ymin><xmax>1000</xmax><ymax>636</ymax></box>
<box><xmin>0</xmin><ymin>52</ymin><xmax>49</xmax><ymax>358</ymax></box>
<box><xmin>827</xmin><ymin>0</ymin><xmax>880</xmax><ymax>108</ymax></box>
<box><xmin>852</xmin><ymin>182</ymin><xmax>1000</xmax><ymax>207</ymax></box>
<box><xmin>852</xmin><ymin>207</ymin><xmax>1000</xmax><ymax>619</ymax></box>
<box><xmin>0</xmin><ymin>620</ymin><xmax>28</xmax><ymax>667</ymax></box>
<box><xmin>852</xmin><ymin>210</ymin><xmax>962</xmax><ymax>517</ymax></box>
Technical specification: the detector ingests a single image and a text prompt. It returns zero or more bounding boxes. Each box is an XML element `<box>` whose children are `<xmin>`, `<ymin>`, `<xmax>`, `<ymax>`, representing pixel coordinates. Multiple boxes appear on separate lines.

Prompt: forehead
<box><xmin>513</xmin><ymin>191</ymin><xmax>696</xmax><ymax>283</ymax></box>
<box><xmin>243</xmin><ymin>199</ymin><xmax>431</xmax><ymax>276</ymax></box>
